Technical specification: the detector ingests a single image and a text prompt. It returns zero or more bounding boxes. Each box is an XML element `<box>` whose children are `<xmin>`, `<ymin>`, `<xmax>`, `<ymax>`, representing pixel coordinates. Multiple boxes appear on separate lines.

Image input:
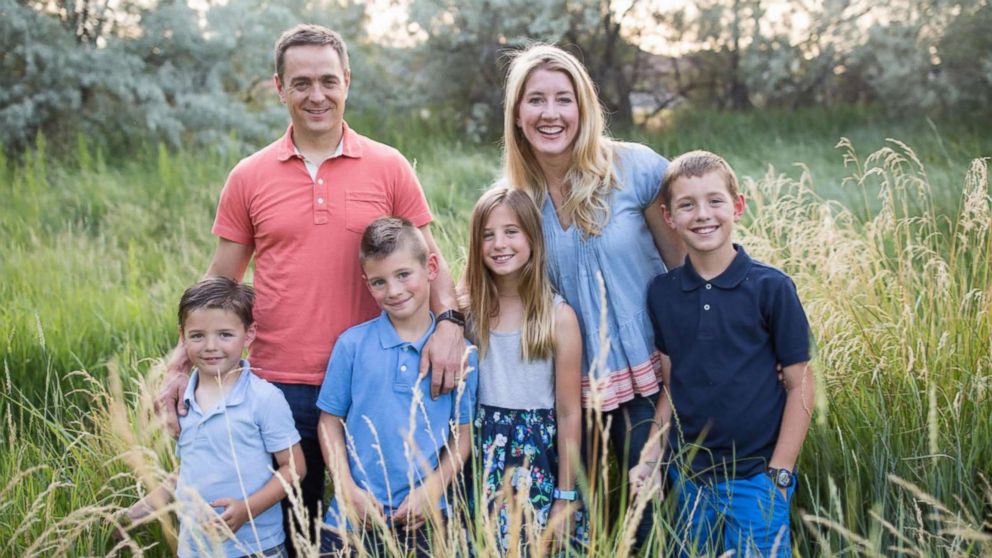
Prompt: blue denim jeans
<box><xmin>669</xmin><ymin>468</ymin><xmax>795</xmax><ymax>558</ymax></box>
<box><xmin>272</xmin><ymin>382</ymin><xmax>327</xmax><ymax>556</ymax></box>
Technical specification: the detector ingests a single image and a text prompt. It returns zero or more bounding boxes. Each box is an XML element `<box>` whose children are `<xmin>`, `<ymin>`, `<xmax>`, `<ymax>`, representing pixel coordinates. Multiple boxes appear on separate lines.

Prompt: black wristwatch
<box><xmin>436</xmin><ymin>309</ymin><xmax>465</xmax><ymax>328</ymax></box>
<box><xmin>767</xmin><ymin>467</ymin><xmax>795</xmax><ymax>489</ymax></box>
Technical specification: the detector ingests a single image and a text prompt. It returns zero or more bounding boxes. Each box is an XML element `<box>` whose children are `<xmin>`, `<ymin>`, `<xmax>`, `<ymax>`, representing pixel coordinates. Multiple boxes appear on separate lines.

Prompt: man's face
<box><xmin>274</xmin><ymin>45</ymin><xmax>350</xmax><ymax>144</ymax></box>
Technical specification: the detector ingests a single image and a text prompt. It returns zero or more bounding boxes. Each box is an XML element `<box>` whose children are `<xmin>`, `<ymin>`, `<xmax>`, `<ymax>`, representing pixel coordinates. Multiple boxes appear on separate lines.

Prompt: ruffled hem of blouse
<box><xmin>580</xmin><ymin>352</ymin><xmax>663</xmax><ymax>412</ymax></box>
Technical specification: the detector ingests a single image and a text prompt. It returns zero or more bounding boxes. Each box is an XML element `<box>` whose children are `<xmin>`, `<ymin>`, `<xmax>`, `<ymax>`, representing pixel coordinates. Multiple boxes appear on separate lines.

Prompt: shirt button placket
<box><xmin>314</xmin><ymin>176</ymin><xmax>329</xmax><ymax>224</ymax></box>
<box><xmin>698</xmin><ymin>286</ymin><xmax>715</xmax><ymax>339</ymax></box>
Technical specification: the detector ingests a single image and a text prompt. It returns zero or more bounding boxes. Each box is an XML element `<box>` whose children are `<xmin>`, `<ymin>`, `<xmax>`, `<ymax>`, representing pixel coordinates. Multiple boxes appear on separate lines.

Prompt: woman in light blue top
<box><xmin>498</xmin><ymin>43</ymin><xmax>685</xmax><ymax>548</ymax></box>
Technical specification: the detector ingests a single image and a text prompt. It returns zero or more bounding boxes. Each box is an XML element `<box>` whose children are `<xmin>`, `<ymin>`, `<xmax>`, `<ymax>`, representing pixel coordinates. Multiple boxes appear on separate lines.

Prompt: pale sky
<box><xmin>363</xmin><ymin>0</ymin><xmax>810</xmax><ymax>55</ymax></box>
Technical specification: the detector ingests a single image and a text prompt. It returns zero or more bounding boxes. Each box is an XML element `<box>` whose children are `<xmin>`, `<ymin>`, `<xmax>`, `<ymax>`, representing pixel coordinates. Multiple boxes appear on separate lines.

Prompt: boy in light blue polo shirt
<box><xmin>128</xmin><ymin>277</ymin><xmax>306</xmax><ymax>557</ymax></box>
<box><xmin>316</xmin><ymin>217</ymin><xmax>477</xmax><ymax>557</ymax></box>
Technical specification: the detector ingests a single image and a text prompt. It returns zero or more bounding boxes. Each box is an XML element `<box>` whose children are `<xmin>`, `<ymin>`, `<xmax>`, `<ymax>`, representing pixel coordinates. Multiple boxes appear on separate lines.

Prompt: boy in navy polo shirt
<box><xmin>127</xmin><ymin>277</ymin><xmax>306</xmax><ymax>557</ymax></box>
<box><xmin>316</xmin><ymin>217</ymin><xmax>477</xmax><ymax>557</ymax></box>
<box><xmin>630</xmin><ymin>151</ymin><xmax>814</xmax><ymax>557</ymax></box>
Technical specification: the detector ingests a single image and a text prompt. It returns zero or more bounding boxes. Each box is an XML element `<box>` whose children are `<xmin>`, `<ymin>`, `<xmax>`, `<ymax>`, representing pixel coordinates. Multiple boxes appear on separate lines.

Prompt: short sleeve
<box><xmin>767</xmin><ymin>277</ymin><xmax>812</xmax><ymax>367</ymax></box>
<box><xmin>212</xmin><ymin>164</ymin><xmax>256</xmax><ymax>246</ymax></box>
<box><xmin>624</xmin><ymin>144</ymin><xmax>669</xmax><ymax>209</ymax></box>
<box><xmin>453</xmin><ymin>344</ymin><xmax>479</xmax><ymax>425</ymax></box>
<box><xmin>388</xmin><ymin>152</ymin><xmax>433</xmax><ymax>228</ymax></box>
<box><xmin>256</xmin><ymin>384</ymin><xmax>302</xmax><ymax>453</ymax></box>
<box><xmin>317</xmin><ymin>334</ymin><xmax>356</xmax><ymax>416</ymax></box>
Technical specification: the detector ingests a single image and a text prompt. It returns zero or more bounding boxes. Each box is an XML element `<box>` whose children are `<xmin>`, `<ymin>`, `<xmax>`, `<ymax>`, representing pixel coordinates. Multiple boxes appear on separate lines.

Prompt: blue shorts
<box><xmin>669</xmin><ymin>467</ymin><xmax>795</xmax><ymax>557</ymax></box>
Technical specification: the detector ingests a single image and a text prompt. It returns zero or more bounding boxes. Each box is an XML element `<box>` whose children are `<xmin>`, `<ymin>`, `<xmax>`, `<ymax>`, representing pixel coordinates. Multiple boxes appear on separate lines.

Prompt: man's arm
<box><xmin>391</xmin><ymin>422</ymin><xmax>472</xmax><ymax>531</ymax></box>
<box><xmin>156</xmin><ymin>238</ymin><xmax>254</xmax><ymax>437</ymax></box>
<box><xmin>417</xmin><ymin>224</ymin><xmax>467</xmax><ymax>399</ymax></box>
<box><xmin>318</xmin><ymin>411</ymin><xmax>383</xmax><ymax>529</ymax></box>
<box><xmin>768</xmin><ymin>361</ymin><xmax>815</xmax><ymax>494</ymax></box>
<box><xmin>212</xmin><ymin>443</ymin><xmax>306</xmax><ymax>534</ymax></box>
<box><xmin>645</xmin><ymin>202</ymin><xmax>686</xmax><ymax>271</ymax></box>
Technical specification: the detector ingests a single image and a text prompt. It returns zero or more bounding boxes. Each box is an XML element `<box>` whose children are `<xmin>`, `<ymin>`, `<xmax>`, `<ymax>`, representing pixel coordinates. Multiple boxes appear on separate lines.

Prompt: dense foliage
<box><xmin>3</xmin><ymin>0</ymin><xmax>991</xmax><ymax>155</ymax></box>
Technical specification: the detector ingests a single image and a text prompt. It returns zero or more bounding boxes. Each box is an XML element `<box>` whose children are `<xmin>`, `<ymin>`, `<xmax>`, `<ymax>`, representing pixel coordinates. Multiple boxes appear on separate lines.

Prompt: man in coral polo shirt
<box><xmin>156</xmin><ymin>24</ymin><xmax>468</xmax><ymax>553</ymax></box>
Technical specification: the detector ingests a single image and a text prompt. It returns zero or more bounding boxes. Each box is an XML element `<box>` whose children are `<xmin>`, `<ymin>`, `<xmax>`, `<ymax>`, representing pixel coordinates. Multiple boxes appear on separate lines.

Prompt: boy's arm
<box><xmin>769</xmin><ymin>361</ymin><xmax>815</xmax><ymax>489</ymax></box>
<box><xmin>391</xmin><ymin>422</ymin><xmax>472</xmax><ymax>531</ymax></box>
<box><xmin>630</xmin><ymin>353</ymin><xmax>673</xmax><ymax>497</ymax></box>
<box><xmin>318</xmin><ymin>411</ymin><xmax>383</xmax><ymax>528</ymax></box>
<box><xmin>212</xmin><ymin>443</ymin><xmax>306</xmax><ymax>533</ymax></box>
<box><xmin>126</xmin><ymin>472</ymin><xmax>178</xmax><ymax>524</ymax></box>
<box><xmin>766</xmin><ymin>276</ymin><xmax>815</xmax><ymax>491</ymax></box>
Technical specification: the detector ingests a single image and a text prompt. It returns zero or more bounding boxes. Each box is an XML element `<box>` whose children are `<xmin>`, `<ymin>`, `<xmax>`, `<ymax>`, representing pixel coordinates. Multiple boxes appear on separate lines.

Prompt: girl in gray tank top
<box><xmin>462</xmin><ymin>187</ymin><xmax>587</xmax><ymax>554</ymax></box>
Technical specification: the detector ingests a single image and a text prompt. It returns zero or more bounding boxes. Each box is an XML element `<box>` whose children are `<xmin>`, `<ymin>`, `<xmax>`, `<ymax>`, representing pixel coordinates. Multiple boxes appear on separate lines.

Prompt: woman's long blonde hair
<box><xmin>503</xmin><ymin>44</ymin><xmax>619</xmax><ymax>237</ymax></box>
<box><xmin>462</xmin><ymin>187</ymin><xmax>555</xmax><ymax>360</ymax></box>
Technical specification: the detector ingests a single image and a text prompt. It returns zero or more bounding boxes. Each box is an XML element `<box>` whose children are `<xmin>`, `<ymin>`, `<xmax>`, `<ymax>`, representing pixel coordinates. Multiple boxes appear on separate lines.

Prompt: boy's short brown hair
<box><xmin>178</xmin><ymin>276</ymin><xmax>255</xmax><ymax>330</ymax></box>
<box><xmin>660</xmin><ymin>150</ymin><xmax>740</xmax><ymax>207</ymax></box>
<box><xmin>359</xmin><ymin>217</ymin><xmax>429</xmax><ymax>266</ymax></box>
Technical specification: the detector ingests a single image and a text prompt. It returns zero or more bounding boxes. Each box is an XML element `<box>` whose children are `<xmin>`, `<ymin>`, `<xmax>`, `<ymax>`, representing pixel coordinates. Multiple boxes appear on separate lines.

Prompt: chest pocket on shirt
<box><xmin>345</xmin><ymin>193</ymin><xmax>390</xmax><ymax>234</ymax></box>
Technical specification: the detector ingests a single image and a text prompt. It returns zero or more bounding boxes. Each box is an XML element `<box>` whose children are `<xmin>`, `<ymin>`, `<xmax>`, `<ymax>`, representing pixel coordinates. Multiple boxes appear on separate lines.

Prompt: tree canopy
<box><xmin>2</xmin><ymin>0</ymin><xmax>989</xmax><ymax>155</ymax></box>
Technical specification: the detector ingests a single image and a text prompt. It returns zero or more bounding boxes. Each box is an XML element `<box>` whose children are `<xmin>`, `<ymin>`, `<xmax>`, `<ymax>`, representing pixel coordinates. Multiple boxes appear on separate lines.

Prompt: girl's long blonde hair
<box><xmin>462</xmin><ymin>187</ymin><xmax>555</xmax><ymax>360</ymax></box>
<box><xmin>503</xmin><ymin>44</ymin><xmax>619</xmax><ymax>237</ymax></box>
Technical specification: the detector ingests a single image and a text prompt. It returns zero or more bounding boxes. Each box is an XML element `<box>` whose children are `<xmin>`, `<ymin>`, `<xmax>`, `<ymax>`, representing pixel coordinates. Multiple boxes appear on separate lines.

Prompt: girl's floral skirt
<box><xmin>474</xmin><ymin>404</ymin><xmax>588</xmax><ymax>555</ymax></box>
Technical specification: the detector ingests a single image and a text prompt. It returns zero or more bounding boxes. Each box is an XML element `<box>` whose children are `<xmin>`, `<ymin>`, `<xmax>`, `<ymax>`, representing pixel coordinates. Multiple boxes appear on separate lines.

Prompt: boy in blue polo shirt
<box><xmin>316</xmin><ymin>217</ymin><xmax>477</xmax><ymax>557</ymax></box>
<box><xmin>127</xmin><ymin>277</ymin><xmax>306</xmax><ymax>557</ymax></box>
<box><xmin>630</xmin><ymin>151</ymin><xmax>814</xmax><ymax>557</ymax></box>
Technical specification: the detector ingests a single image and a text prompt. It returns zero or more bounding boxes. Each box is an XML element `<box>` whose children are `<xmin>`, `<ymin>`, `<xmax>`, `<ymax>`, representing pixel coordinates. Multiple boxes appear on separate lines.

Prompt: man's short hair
<box><xmin>359</xmin><ymin>217</ymin><xmax>429</xmax><ymax>266</ymax></box>
<box><xmin>274</xmin><ymin>24</ymin><xmax>349</xmax><ymax>79</ymax></box>
<box><xmin>660</xmin><ymin>150</ymin><xmax>740</xmax><ymax>208</ymax></box>
<box><xmin>178</xmin><ymin>276</ymin><xmax>255</xmax><ymax>329</ymax></box>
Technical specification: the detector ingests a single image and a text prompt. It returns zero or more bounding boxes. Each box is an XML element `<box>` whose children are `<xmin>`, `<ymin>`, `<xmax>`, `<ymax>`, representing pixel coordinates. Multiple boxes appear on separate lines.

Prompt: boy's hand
<box><xmin>391</xmin><ymin>483</ymin><xmax>435</xmax><ymax>532</ymax></box>
<box><xmin>124</xmin><ymin>500</ymin><xmax>154</xmax><ymax>524</ymax></box>
<box><xmin>547</xmin><ymin>499</ymin><xmax>580</xmax><ymax>550</ymax></box>
<box><xmin>343</xmin><ymin>485</ymin><xmax>384</xmax><ymax>530</ymax></box>
<box><xmin>420</xmin><ymin>320</ymin><xmax>465</xmax><ymax>400</ymax></box>
<box><xmin>629</xmin><ymin>462</ymin><xmax>664</xmax><ymax>499</ymax></box>
<box><xmin>156</xmin><ymin>345</ymin><xmax>191</xmax><ymax>438</ymax></box>
<box><xmin>212</xmin><ymin>497</ymin><xmax>250</xmax><ymax>534</ymax></box>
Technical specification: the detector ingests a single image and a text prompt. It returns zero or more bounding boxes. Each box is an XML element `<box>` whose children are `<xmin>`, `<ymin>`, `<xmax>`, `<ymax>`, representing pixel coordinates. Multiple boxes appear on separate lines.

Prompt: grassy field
<box><xmin>1</xmin><ymin>108</ymin><xmax>990</xmax><ymax>556</ymax></box>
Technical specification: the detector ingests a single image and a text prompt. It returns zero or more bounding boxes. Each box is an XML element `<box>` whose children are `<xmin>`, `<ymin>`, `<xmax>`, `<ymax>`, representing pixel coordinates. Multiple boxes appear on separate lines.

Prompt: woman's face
<box><xmin>516</xmin><ymin>68</ymin><xmax>580</xmax><ymax>164</ymax></box>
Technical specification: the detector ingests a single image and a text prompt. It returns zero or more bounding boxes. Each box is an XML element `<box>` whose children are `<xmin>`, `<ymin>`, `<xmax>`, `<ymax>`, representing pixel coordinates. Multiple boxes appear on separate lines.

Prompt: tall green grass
<box><xmin>1</xmin><ymin>110</ymin><xmax>990</xmax><ymax>555</ymax></box>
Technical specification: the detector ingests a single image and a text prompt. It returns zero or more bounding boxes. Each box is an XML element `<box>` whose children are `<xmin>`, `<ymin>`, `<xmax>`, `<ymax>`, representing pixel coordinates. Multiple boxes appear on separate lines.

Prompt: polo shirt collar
<box><xmin>375</xmin><ymin>311</ymin><xmax>436</xmax><ymax>353</ymax></box>
<box><xmin>275</xmin><ymin>120</ymin><xmax>363</xmax><ymax>162</ymax></box>
<box><xmin>182</xmin><ymin>360</ymin><xmax>253</xmax><ymax>412</ymax></box>
<box><xmin>680</xmin><ymin>244</ymin><xmax>752</xmax><ymax>291</ymax></box>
